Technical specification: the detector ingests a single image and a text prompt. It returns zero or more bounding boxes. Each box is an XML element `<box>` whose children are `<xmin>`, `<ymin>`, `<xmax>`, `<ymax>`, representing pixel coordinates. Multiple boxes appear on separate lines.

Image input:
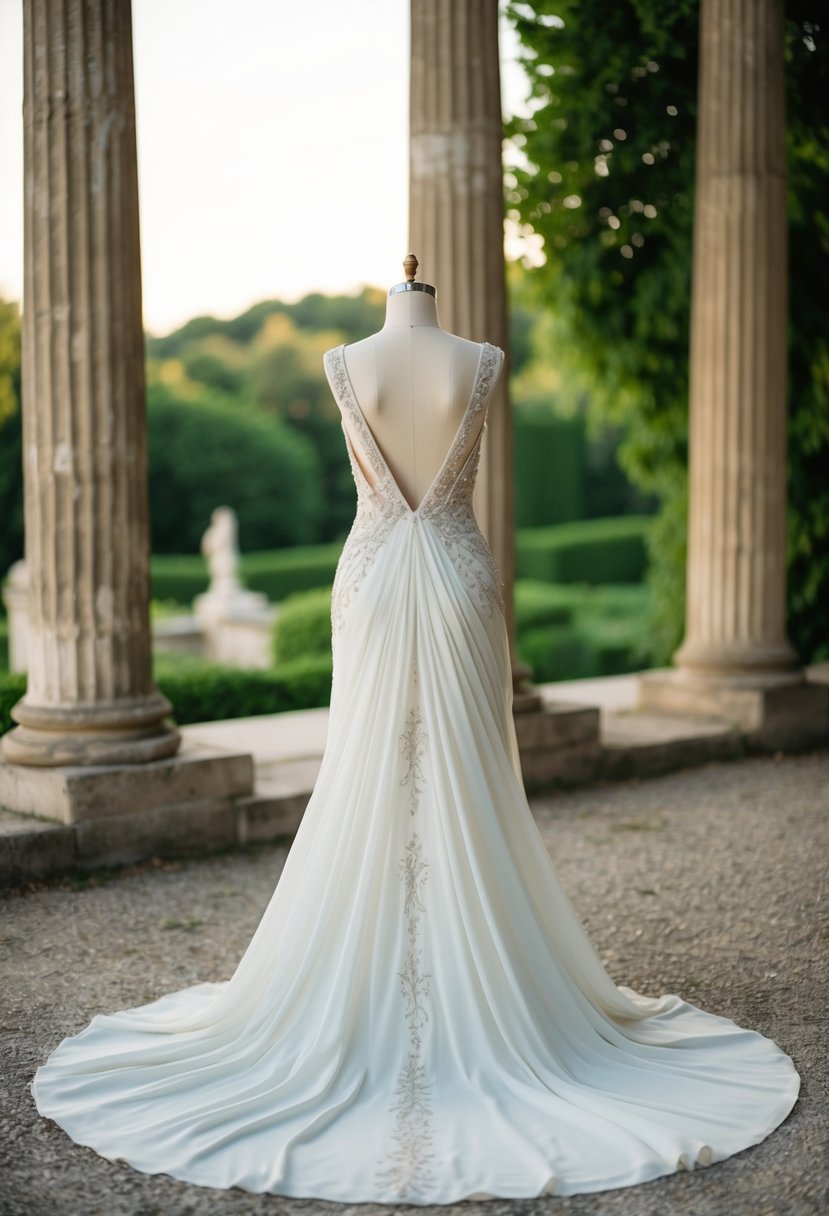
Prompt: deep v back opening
<box><xmin>338</xmin><ymin>342</ymin><xmax>488</xmax><ymax>517</ymax></box>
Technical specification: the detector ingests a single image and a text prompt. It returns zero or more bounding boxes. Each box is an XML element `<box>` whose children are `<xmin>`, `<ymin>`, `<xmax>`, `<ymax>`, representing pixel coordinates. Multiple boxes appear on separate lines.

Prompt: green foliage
<box><xmin>785</xmin><ymin>9</ymin><xmax>829</xmax><ymax>663</ymax></box>
<box><xmin>145</xmin><ymin>288</ymin><xmax>386</xmax><ymax>358</ymax></box>
<box><xmin>505</xmin><ymin>0</ymin><xmax>829</xmax><ymax>663</ymax></box>
<box><xmin>0</xmin><ymin>298</ymin><xmax>23</xmax><ymax>577</ymax></box>
<box><xmin>272</xmin><ymin>587</ymin><xmax>332</xmax><ymax>665</ymax></box>
<box><xmin>513</xmin><ymin>411</ymin><xmax>585</xmax><ymax>525</ymax></box>
<box><xmin>256</xmin><ymin>575</ymin><xmax>651</xmax><ymax>690</ymax></box>
<box><xmin>243</xmin><ymin>314</ymin><xmax>357</xmax><ymax>540</ymax></box>
<box><xmin>0</xmin><ymin>654</ymin><xmax>334</xmax><ymax>733</ymax></box>
<box><xmin>514</xmin><ymin>579</ymin><xmax>651</xmax><ymax>681</ymax></box>
<box><xmin>0</xmin><ymin>670</ymin><xmax>25</xmax><ymax>733</ymax></box>
<box><xmin>149</xmin><ymin>552</ymin><xmax>209</xmax><ymax>604</ymax></box>
<box><xmin>147</xmin><ymin>382</ymin><xmax>324</xmax><ymax>554</ymax></box>
<box><xmin>146</xmin><ymin>289</ymin><xmax>385</xmax><ymax>544</ymax></box>
<box><xmin>151</xmin><ymin>652</ymin><xmax>332</xmax><ymax>723</ymax></box>
<box><xmin>516</xmin><ymin>515</ymin><xmax>650</xmax><ymax>584</ymax></box>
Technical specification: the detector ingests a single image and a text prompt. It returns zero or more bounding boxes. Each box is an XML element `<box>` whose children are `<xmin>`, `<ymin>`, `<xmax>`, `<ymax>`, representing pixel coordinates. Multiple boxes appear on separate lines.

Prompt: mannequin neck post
<box><xmin>383</xmin><ymin>288</ymin><xmax>441</xmax><ymax>329</ymax></box>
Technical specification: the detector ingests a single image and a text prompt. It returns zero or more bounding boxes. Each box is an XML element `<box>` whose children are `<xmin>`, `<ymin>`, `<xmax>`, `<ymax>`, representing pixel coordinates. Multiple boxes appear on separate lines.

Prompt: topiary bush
<box><xmin>272</xmin><ymin>586</ymin><xmax>332</xmax><ymax>665</ymax></box>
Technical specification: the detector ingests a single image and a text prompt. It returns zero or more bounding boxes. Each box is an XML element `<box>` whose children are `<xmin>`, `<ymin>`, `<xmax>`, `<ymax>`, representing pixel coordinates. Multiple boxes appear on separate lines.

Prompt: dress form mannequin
<box><xmin>340</xmin><ymin>258</ymin><xmax>493</xmax><ymax>512</ymax></box>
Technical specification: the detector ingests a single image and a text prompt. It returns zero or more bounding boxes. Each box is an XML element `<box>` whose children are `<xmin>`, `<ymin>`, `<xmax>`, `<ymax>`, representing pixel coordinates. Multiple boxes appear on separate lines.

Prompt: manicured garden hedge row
<box><xmin>514</xmin><ymin>580</ymin><xmax>650</xmax><ymax>682</ymax></box>
<box><xmin>151</xmin><ymin>652</ymin><xmax>332</xmax><ymax>723</ymax></box>
<box><xmin>147</xmin><ymin>515</ymin><xmax>650</xmax><ymax>612</ymax></box>
<box><xmin>515</xmin><ymin>515</ymin><xmax>650</xmax><ymax>585</ymax></box>
<box><xmin>0</xmin><ymin>653</ymin><xmax>333</xmax><ymax>736</ymax></box>
<box><xmin>149</xmin><ymin>542</ymin><xmax>344</xmax><ymax>608</ymax></box>
<box><xmin>0</xmin><ymin>582</ymin><xmax>650</xmax><ymax>731</ymax></box>
<box><xmin>271</xmin><ymin>579</ymin><xmax>651</xmax><ymax>684</ymax></box>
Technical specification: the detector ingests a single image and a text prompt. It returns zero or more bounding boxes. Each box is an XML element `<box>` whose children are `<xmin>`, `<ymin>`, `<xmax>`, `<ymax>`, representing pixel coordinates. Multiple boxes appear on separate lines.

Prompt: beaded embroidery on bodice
<box><xmin>324</xmin><ymin>342</ymin><xmax>505</xmax><ymax>636</ymax></box>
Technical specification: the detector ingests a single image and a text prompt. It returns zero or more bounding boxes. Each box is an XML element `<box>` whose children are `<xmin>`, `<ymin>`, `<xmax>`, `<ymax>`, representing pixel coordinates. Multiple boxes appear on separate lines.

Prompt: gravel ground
<box><xmin>1</xmin><ymin>750</ymin><xmax>827</xmax><ymax>1216</ymax></box>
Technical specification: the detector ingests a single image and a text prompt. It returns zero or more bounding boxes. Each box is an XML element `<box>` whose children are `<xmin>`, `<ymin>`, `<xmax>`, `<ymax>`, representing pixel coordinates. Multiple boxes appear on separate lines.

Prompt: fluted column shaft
<box><xmin>675</xmin><ymin>0</ymin><xmax>796</xmax><ymax>679</ymax></box>
<box><xmin>409</xmin><ymin>0</ymin><xmax>525</xmax><ymax>683</ymax></box>
<box><xmin>2</xmin><ymin>0</ymin><xmax>179</xmax><ymax>765</ymax></box>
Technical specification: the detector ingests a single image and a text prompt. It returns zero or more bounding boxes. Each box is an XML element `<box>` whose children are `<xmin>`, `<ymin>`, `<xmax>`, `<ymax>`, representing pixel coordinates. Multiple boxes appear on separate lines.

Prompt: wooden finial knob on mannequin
<box><xmin>389</xmin><ymin>253</ymin><xmax>436</xmax><ymax>298</ymax></box>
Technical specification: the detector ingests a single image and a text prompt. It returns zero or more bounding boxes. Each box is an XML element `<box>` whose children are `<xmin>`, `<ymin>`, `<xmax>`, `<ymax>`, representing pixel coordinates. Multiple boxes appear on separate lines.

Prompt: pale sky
<box><xmin>0</xmin><ymin>0</ymin><xmax>530</xmax><ymax>337</ymax></box>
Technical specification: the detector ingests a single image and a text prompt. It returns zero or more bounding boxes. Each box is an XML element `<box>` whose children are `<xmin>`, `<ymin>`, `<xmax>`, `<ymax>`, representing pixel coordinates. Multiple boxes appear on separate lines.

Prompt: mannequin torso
<box><xmin>340</xmin><ymin>289</ymin><xmax>488</xmax><ymax>513</ymax></box>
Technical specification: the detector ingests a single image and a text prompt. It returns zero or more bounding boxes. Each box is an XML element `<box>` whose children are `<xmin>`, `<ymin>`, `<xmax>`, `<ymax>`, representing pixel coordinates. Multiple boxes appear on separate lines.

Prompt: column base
<box><xmin>673</xmin><ymin>637</ymin><xmax>799</xmax><ymax>678</ymax></box>
<box><xmin>638</xmin><ymin>667</ymin><xmax>829</xmax><ymax>751</ymax></box>
<box><xmin>0</xmin><ymin>737</ymin><xmax>255</xmax><ymax>869</ymax></box>
<box><xmin>1</xmin><ymin>691</ymin><xmax>182</xmax><ymax>767</ymax></box>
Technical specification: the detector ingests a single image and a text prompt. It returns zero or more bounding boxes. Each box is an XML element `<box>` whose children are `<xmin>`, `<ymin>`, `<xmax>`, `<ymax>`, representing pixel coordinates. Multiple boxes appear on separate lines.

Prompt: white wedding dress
<box><xmin>32</xmin><ymin>341</ymin><xmax>800</xmax><ymax>1204</ymax></box>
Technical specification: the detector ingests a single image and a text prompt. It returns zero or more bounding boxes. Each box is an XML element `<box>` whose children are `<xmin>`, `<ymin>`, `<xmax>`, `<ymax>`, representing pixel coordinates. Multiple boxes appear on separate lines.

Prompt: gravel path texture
<box><xmin>1</xmin><ymin>750</ymin><xmax>827</xmax><ymax>1216</ymax></box>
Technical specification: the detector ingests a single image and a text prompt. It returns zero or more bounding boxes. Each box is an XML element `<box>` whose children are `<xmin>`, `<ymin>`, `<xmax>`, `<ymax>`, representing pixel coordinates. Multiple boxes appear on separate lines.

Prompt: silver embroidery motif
<box><xmin>421</xmin><ymin>345</ymin><xmax>505</xmax><ymax>618</ymax></box>
<box><xmin>324</xmin><ymin>349</ymin><xmax>404</xmax><ymax>638</ymax></box>
<box><xmin>376</xmin><ymin>676</ymin><xmax>435</xmax><ymax>1196</ymax></box>
<box><xmin>399</xmin><ymin>706</ymin><xmax>428</xmax><ymax>816</ymax></box>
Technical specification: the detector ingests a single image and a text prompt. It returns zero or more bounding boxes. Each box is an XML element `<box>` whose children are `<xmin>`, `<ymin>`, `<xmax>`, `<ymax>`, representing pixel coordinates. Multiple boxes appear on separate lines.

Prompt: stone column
<box><xmin>1</xmin><ymin>0</ymin><xmax>179</xmax><ymax>767</ymax></box>
<box><xmin>639</xmin><ymin>0</ymin><xmax>828</xmax><ymax>747</ymax></box>
<box><xmin>409</xmin><ymin>0</ymin><xmax>532</xmax><ymax>697</ymax></box>
<box><xmin>677</xmin><ymin>0</ymin><xmax>793</xmax><ymax>680</ymax></box>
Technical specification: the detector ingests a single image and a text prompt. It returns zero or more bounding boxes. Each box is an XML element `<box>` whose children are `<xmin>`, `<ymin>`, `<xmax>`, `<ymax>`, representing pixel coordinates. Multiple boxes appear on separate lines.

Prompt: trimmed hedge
<box><xmin>269</xmin><ymin>579</ymin><xmax>652</xmax><ymax>684</ymax></box>
<box><xmin>147</xmin><ymin>517</ymin><xmax>647</xmax><ymax>613</ymax></box>
<box><xmin>514</xmin><ymin>580</ymin><xmax>651</xmax><ymax>682</ymax></box>
<box><xmin>516</xmin><ymin>515</ymin><xmax>650</xmax><ymax>585</ymax></box>
<box><xmin>152</xmin><ymin>652</ymin><xmax>332</xmax><ymax>723</ymax></box>
<box><xmin>149</xmin><ymin>543</ymin><xmax>344</xmax><ymax>608</ymax></box>
<box><xmin>0</xmin><ymin>582</ymin><xmax>651</xmax><ymax>729</ymax></box>
<box><xmin>513</xmin><ymin>412</ymin><xmax>584</xmax><ymax>527</ymax></box>
<box><xmin>273</xmin><ymin>586</ymin><xmax>332</xmax><ymax>665</ymax></box>
<box><xmin>240</xmin><ymin>547</ymin><xmax>342</xmax><ymax>605</ymax></box>
<box><xmin>0</xmin><ymin>655</ymin><xmax>333</xmax><ymax>736</ymax></box>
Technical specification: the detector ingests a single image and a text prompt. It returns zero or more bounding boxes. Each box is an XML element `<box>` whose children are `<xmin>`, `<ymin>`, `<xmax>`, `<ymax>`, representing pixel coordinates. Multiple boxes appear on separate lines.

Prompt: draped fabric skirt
<box><xmin>31</xmin><ymin>512</ymin><xmax>800</xmax><ymax>1204</ymax></box>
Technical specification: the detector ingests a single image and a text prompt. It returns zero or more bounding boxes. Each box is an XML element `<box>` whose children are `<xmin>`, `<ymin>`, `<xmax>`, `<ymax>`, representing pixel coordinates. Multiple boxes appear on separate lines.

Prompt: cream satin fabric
<box><xmin>31</xmin><ymin>342</ymin><xmax>800</xmax><ymax>1204</ymax></box>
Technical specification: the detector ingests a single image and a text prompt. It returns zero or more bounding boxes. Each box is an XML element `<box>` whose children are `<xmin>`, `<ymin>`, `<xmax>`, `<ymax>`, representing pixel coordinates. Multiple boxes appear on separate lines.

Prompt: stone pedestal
<box><xmin>640</xmin><ymin>668</ymin><xmax>829</xmax><ymax>751</ymax></box>
<box><xmin>639</xmin><ymin>0</ymin><xmax>827</xmax><ymax>749</ymax></box>
<box><xmin>0</xmin><ymin>738</ymin><xmax>255</xmax><ymax>871</ymax></box>
<box><xmin>196</xmin><ymin>604</ymin><xmax>278</xmax><ymax>669</ymax></box>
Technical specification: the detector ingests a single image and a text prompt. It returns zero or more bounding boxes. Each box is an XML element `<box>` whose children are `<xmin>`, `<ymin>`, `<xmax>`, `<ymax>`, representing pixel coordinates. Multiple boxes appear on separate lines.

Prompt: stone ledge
<box><xmin>514</xmin><ymin>701</ymin><xmax>599</xmax><ymax>751</ymax></box>
<box><xmin>236</xmin><ymin>792</ymin><xmax>310</xmax><ymax>845</ymax></box>
<box><xmin>0</xmin><ymin>737</ymin><xmax>254</xmax><ymax>825</ymax></box>
<box><xmin>3</xmin><ymin>670</ymin><xmax>827</xmax><ymax>887</ymax></box>
<box><xmin>0</xmin><ymin>809</ymin><xmax>76</xmax><ymax>884</ymax></box>
<box><xmin>600</xmin><ymin>709</ymin><xmax>743</xmax><ymax>780</ymax></box>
